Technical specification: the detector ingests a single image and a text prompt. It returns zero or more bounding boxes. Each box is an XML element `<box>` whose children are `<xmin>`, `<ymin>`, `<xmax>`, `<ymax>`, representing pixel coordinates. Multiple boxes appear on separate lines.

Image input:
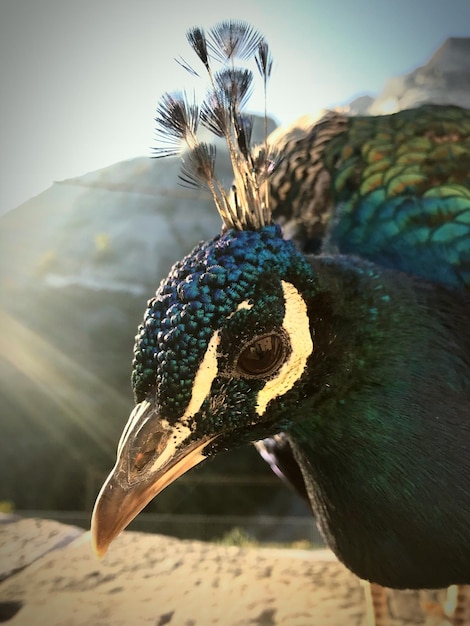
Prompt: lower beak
<box><xmin>91</xmin><ymin>400</ymin><xmax>214</xmax><ymax>557</ymax></box>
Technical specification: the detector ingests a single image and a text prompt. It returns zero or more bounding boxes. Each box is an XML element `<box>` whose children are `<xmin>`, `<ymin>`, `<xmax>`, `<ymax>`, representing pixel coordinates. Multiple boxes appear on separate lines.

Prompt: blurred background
<box><xmin>0</xmin><ymin>0</ymin><xmax>469</xmax><ymax>545</ymax></box>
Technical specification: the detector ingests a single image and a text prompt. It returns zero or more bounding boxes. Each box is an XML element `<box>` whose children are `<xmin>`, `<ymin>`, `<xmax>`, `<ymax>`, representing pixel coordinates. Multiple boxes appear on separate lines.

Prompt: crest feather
<box><xmin>153</xmin><ymin>20</ymin><xmax>281</xmax><ymax>230</ymax></box>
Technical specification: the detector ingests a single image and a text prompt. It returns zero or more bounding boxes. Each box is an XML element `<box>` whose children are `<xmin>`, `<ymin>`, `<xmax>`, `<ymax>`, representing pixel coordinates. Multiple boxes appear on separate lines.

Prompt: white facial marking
<box><xmin>179</xmin><ymin>300</ymin><xmax>253</xmax><ymax>422</ymax></box>
<box><xmin>227</xmin><ymin>299</ymin><xmax>253</xmax><ymax>319</ymax></box>
<box><xmin>146</xmin><ymin>421</ymin><xmax>194</xmax><ymax>475</ymax></box>
<box><xmin>256</xmin><ymin>281</ymin><xmax>313</xmax><ymax>415</ymax></box>
<box><xmin>180</xmin><ymin>330</ymin><xmax>220</xmax><ymax>423</ymax></box>
<box><xmin>144</xmin><ymin>327</ymin><xmax>224</xmax><ymax>472</ymax></box>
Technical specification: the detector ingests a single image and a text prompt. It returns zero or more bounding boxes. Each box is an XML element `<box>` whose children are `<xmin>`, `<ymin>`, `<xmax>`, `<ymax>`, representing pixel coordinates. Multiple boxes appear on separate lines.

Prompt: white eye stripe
<box><xmin>226</xmin><ymin>299</ymin><xmax>254</xmax><ymax>319</ymax></box>
<box><xmin>181</xmin><ymin>283</ymin><xmax>312</xmax><ymax>422</ymax></box>
<box><xmin>255</xmin><ymin>281</ymin><xmax>313</xmax><ymax>415</ymax></box>
<box><xmin>180</xmin><ymin>330</ymin><xmax>220</xmax><ymax>424</ymax></box>
<box><xmin>181</xmin><ymin>300</ymin><xmax>252</xmax><ymax>422</ymax></box>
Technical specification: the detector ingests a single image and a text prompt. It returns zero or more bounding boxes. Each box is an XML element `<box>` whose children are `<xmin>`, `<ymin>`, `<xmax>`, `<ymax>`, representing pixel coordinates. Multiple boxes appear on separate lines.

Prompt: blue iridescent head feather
<box><xmin>132</xmin><ymin>224</ymin><xmax>311</xmax><ymax>419</ymax></box>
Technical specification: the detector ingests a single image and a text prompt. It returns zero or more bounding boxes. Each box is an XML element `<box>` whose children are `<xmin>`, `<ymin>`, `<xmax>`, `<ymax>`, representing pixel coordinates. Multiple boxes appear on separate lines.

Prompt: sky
<box><xmin>1</xmin><ymin>0</ymin><xmax>469</xmax><ymax>214</ymax></box>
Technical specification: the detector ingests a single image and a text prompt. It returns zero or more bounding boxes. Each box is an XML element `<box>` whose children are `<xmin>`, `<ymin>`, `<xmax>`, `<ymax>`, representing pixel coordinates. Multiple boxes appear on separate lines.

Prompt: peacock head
<box><xmin>132</xmin><ymin>224</ymin><xmax>314</xmax><ymax>440</ymax></box>
<box><xmin>91</xmin><ymin>20</ymin><xmax>314</xmax><ymax>555</ymax></box>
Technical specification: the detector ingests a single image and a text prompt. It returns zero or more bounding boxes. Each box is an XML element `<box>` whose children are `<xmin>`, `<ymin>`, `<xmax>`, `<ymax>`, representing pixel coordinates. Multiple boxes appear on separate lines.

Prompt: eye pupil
<box><xmin>237</xmin><ymin>333</ymin><xmax>286</xmax><ymax>378</ymax></box>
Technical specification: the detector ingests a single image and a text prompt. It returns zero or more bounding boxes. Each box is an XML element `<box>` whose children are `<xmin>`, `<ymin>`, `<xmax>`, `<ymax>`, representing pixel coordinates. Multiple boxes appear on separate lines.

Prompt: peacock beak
<box><xmin>91</xmin><ymin>400</ymin><xmax>215</xmax><ymax>557</ymax></box>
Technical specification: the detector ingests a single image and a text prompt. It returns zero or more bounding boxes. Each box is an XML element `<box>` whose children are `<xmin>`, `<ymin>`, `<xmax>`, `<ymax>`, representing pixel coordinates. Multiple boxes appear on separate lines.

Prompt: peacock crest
<box><xmin>153</xmin><ymin>20</ymin><xmax>280</xmax><ymax>231</ymax></box>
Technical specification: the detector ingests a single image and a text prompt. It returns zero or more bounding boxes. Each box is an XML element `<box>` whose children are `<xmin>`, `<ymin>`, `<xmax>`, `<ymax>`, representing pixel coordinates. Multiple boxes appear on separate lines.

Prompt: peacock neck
<box><xmin>285</xmin><ymin>254</ymin><xmax>470</xmax><ymax>587</ymax></box>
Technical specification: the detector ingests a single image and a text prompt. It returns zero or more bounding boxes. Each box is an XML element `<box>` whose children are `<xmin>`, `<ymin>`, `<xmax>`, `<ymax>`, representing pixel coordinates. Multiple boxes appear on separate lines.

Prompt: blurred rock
<box><xmin>0</xmin><ymin>157</ymin><xmax>219</xmax><ymax>510</ymax></box>
<box><xmin>344</xmin><ymin>94</ymin><xmax>375</xmax><ymax>116</ymax></box>
<box><xmin>369</xmin><ymin>37</ymin><xmax>470</xmax><ymax>114</ymax></box>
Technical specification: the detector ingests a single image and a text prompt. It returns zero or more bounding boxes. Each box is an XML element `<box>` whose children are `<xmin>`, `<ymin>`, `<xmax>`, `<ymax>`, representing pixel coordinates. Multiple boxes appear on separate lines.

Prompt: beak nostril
<box><xmin>134</xmin><ymin>449</ymin><xmax>155</xmax><ymax>472</ymax></box>
<box><xmin>130</xmin><ymin>429</ymin><xmax>170</xmax><ymax>472</ymax></box>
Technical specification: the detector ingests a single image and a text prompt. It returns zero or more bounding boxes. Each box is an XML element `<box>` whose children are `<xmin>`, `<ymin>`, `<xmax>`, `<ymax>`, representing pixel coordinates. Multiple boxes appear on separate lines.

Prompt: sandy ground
<box><xmin>0</xmin><ymin>514</ymin><xmax>457</xmax><ymax>626</ymax></box>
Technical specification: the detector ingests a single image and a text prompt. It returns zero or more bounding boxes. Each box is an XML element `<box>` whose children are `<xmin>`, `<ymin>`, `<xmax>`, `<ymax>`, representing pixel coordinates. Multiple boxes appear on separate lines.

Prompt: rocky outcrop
<box><xmin>270</xmin><ymin>37</ymin><xmax>470</xmax><ymax>145</ymax></box>
<box><xmin>367</xmin><ymin>37</ymin><xmax>470</xmax><ymax>114</ymax></box>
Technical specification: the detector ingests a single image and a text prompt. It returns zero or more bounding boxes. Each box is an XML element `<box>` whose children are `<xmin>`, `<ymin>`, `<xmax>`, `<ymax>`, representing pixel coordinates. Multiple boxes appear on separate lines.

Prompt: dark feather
<box><xmin>214</xmin><ymin>67</ymin><xmax>254</xmax><ymax>111</ymax></box>
<box><xmin>255</xmin><ymin>40</ymin><xmax>273</xmax><ymax>83</ymax></box>
<box><xmin>206</xmin><ymin>20</ymin><xmax>264</xmax><ymax>62</ymax></box>
<box><xmin>186</xmin><ymin>26</ymin><xmax>210</xmax><ymax>69</ymax></box>
<box><xmin>179</xmin><ymin>142</ymin><xmax>217</xmax><ymax>190</ymax></box>
<box><xmin>153</xmin><ymin>91</ymin><xmax>199</xmax><ymax>158</ymax></box>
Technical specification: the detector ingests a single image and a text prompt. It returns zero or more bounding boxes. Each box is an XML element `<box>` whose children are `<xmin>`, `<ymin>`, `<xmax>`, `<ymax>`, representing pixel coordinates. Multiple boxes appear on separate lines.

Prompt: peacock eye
<box><xmin>236</xmin><ymin>332</ymin><xmax>288</xmax><ymax>379</ymax></box>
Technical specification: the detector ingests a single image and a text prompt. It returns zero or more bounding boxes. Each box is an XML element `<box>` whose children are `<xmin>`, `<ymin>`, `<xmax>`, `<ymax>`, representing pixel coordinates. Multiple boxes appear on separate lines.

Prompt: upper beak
<box><xmin>91</xmin><ymin>400</ymin><xmax>214</xmax><ymax>557</ymax></box>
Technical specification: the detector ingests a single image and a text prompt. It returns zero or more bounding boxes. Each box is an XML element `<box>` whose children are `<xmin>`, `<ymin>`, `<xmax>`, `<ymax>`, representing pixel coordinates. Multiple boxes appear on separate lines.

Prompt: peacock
<box><xmin>91</xmin><ymin>20</ymin><xmax>470</xmax><ymax>625</ymax></box>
